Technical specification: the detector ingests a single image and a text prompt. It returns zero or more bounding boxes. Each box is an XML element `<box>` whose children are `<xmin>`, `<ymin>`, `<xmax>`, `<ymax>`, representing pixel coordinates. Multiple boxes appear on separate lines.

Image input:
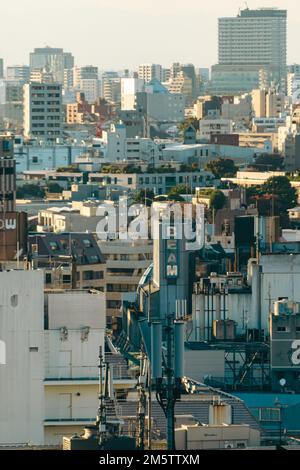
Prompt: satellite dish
<box><xmin>279</xmin><ymin>378</ymin><xmax>286</xmax><ymax>387</ymax></box>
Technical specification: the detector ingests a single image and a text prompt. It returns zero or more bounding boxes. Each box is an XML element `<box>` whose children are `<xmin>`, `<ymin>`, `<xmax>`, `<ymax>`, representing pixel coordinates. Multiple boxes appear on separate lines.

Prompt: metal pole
<box><xmin>148</xmin><ymin>359</ymin><xmax>152</xmax><ymax>450</ymax></box>
<box><xmin>166</xmin><ymin>314</ymin><xmax>175</xmax><ymax>450</ymax></box>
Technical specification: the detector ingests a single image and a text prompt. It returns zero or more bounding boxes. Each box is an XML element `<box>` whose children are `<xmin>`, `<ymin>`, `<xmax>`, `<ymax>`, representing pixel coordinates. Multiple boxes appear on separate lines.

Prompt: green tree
<box><xmin>251</xmin><ymin>154</ymin><xmax>283</xmax><ymax>171</ymax></box>
<box><xmin>17</xmin><ymin>184</ymin><xmax>45</xmax><ymax>199</ymax></box>
<box><xmin>262</xmin><ymin>176</ymin><xmax>297</xmax><ymax>210</ymax></box>
<box><xmin>168</xmin><ymin>184</ymin><xmax>191</xmax><ymax>197</ymax></box>
<box><xmin>47</xmin><ymin>182</ymin><xmax>64</xmax><ymax>193</ymax></box>
<box><xmin>205</xmin><ymin>158</ymin><xmax>237</xmax><ymax>179</ymax></box>
<box><xmin>209</xmin><ymin>190</ymin><xmax>226</xmax><ymax>211</ymax></box>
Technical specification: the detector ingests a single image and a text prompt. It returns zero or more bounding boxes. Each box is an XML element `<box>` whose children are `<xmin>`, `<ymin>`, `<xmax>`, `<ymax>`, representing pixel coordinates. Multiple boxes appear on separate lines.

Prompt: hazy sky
<box><xmin>1</xmin><ymin>0</ymin><xmax>299</xmax><ymax>70</ymax></box>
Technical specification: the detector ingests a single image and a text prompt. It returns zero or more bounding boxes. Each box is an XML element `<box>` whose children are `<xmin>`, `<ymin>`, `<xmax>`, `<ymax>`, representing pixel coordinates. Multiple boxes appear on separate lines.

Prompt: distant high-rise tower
<box><xmin>30</xmin><ymin>47</ymin><xmax>66</xmax><ymax>83</ymax></box>
<box><xmin>212</xmin><ymin>8</ymin><xmax>287</xmax><ymax>94</ymax></box>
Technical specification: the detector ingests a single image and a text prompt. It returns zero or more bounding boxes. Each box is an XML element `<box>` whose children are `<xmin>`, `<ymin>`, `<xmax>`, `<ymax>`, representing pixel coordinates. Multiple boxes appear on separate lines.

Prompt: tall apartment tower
<box><xmin>0</xmin><ymin>58</ymin><xmax>3</xmax><ymax>79</ymax></box>
<box><xmin>23</xmin><ymin>82</ymin><xmax>63</xmax><ymax>142</ymax></box>
<box><xmin>212</xmin><ymin>8</ymin><xmax>287</xmax><ymax>93</ymax></box>
<box><xmin>138</xmin><ymin>64</ymin><xmax>162</xmax><ymax>83</ymax></box>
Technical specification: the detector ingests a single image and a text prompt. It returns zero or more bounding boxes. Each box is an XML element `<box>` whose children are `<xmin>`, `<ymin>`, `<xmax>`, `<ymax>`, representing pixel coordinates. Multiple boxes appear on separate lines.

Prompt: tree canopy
<box><xmin>262</xmin><ymin>175</ymin><xmax>297</xmax><ymax>210</ymax></box>
<box><xmin>205</xmin><ymin>158</ymin><xmax>237</xmax><ymax>179</ymax></box>
<box><xmin>209</xmin><ymin>189</ymin><xmax>226</xmax><ymax>211</ymax></box>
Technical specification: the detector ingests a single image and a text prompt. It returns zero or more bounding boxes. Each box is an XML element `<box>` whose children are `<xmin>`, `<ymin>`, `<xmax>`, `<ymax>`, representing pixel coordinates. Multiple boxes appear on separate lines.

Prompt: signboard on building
<box><xmin>271</xmin><ymin>339</ymin><xmax>300</xmax><ymax>369</ymax></box>
<box><xmin>0</xmin><ymin>211</ymin><xmax>18</xmax><ymax>261</ymax></box>
<box><xmin>165</xmin><ymin>237</ymin><xmax>179</xmax><ymax>280</ymax></box>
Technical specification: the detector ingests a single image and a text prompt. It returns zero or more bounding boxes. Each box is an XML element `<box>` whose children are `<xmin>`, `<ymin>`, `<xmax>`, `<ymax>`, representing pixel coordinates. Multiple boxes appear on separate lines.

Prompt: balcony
<box><xmin>44</xmin><ymin>361</ymin><xmax>136</xmax><ymax>385</ymax></box>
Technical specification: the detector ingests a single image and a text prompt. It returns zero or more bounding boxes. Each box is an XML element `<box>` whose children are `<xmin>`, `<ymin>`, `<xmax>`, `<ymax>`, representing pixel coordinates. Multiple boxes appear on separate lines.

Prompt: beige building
<box><xmin>238</xmin><ymin>131</ymin><xmax>278</xmax><ymax>152</ymax></box>
<box><xmin>138</xmin><ymin>63</ymin><xmax>162</xmax><ymax>83</ymax></box>
<box><xmin>252</xmin><ymin>88</ymin><xmax>285</xmax><ymax>118</ymax></box>
<box><xmin>165</xmin><ymin>71</ymin><xmax>193</xmax><ymax>105</ymax></box>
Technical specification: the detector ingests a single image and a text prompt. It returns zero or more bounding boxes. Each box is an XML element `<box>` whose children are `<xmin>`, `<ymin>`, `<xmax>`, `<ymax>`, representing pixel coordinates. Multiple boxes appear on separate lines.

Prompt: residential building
<box><xmin>23</xmin><ymin>82</ymin><xmax>63</xmax><ymax>142</ymax></box>
<box><xmin>138</xmin><ymin>63</ymin><xmax>162</xmax><ymax>83</ymax></box>
<box><xmin>135</xmin><ymin>79</ymin><xmax>185</xmax><ymax>123</ymax></box>
<box><xmin>199</xmin><ymin>118</ymin><xmax>233</xmax><ymax>142</ymax></box>
<box><xmin>73</xmin><ymin>66</ymin><xmax>100</xmax><ymax>104</ymax></box>
<box><xmin>252</xmin><ymin>89</ymin><xmax>286</xmax><ymax>118</ymax></box>
<box><xmin>99</xmin><ymin>121</ymin><xmax>159</xmax><ymax>163</ymax></box>
<box><xmin>44</xmin><ymin>289</ymin><xmax>106</xmax><ymax>444</ymax></box>
<box><xmin>101</xmin><ymin>72</ymin><xmax>121</xmax><ymax>104</ymax></box>
<box><xmin>121</xmin><ymin>78</ymin><xmax>144</xmax><ymax>111</ymax></box>
<box><xmin>0</xmin><ymin>58</ymin><xmax>3</xmax><ymax>79</ymax></box>
<box><xmin>89</xmin><ymin>167</ymin><xmax>215</xmax><ymax>195</ymax></box>
<box><xmin>0</xmin><ymin>79</ymin><xmax>24</xmax><ymax>126</ymax></box>
<box><xmin>28</xmin><ymin>232</ymin><xmax>106</xmax><ymax>292</ymax></box>
<box><xmin>165</xmin><ymin>71</ymin><xmax>193</xmax><ymax>105</ymax></box>
<box><xmin>99</xmin><ymin>239</ymin><xmax>152</xmax><ymax>328</ymax></box>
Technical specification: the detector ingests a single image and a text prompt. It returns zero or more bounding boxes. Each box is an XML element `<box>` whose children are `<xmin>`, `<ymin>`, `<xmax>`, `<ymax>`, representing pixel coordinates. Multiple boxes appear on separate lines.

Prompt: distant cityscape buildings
<box><xmin>2</xmin><ymin>5</ymin><xmax>300</xmax><ymax>452</ymax></box>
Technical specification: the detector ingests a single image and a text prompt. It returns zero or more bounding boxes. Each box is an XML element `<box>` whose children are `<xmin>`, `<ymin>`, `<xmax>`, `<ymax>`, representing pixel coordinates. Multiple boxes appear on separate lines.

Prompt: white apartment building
<box><xmin>100</xmin><ymin>122</ymin><xmax>159</xmax><ymax>163</ymax></box>
<box><xmin>44</xmin><ymin>289</ymin><xmax>106</xmax><ymax>445</ymax></box>
<box><xmin>23</xmin><ymin>82</ymin><xmax>63</xmax><ymax>142</ymax></box>
<box><xmin>0</xmin><ymin>271</ymin><xmax>135</xmax><ymax>447</ymax></box>
<box><xmin>138</xmin><ymin>63</ymin><xmax>162</xmax><ymax>83</ymax></box>
<box><xmin>77</xmin><ymin>79</ymin><xmax>100</xmax><ymax>104</ymax></box>
<box><xmin>0</xmin><ymin>270</ymin><xmax>45</xmax><ymax>446</ymax></box>
<box><xmin>121</xmin><ymin>77</ymin><xmax>144</xmax><ymax>110</ymax></box>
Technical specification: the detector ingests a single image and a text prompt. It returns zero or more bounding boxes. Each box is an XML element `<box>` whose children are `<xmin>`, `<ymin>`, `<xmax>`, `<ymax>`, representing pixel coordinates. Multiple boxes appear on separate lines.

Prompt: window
<box><xmin>82</xmin><ymin>239</ymin><xmax>92</xmax><ymax>248</ymax></box>
<box><xmin>259</xmin><ymin>408</ymin><xmax>280</xmax><ymax>422</ymax></box>
<box><xmin>62</xmin><ymin>274</ymin><xmax>71</xmax><ymax>284</ymax></box>
<box><xmin>277</xmin><ymin>326</ymin><xmax>287</xmax><ymax>332</ymax></box>
<box><xmin>94</xmin><ymin>271</ymin><xmax>103</xmax><ymax>280</ymax></box>
<box><xmin>83</xmin><ymin>270</ymin><xmax>94</xmax><ymax>280</ymax></box>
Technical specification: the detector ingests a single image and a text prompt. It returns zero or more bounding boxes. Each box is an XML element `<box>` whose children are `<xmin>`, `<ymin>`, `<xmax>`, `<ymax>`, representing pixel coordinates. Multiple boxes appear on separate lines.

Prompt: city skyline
<box><xmin>1</xmin><ymin>0</ymin><xmax>299</xmax><ymax>70</ymax></box>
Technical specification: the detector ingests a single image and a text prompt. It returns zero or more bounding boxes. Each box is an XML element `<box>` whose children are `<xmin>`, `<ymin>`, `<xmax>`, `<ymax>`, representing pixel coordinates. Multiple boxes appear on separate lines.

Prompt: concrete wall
<box><xmin>0</xmin><ymin>270</ymin><xmax>44</xmax><ymax>445</ymax></box>
<box><xmin>47</xmin><ymin>291</ymin><xmax>105</xmax><ymax>330</ymax></box>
